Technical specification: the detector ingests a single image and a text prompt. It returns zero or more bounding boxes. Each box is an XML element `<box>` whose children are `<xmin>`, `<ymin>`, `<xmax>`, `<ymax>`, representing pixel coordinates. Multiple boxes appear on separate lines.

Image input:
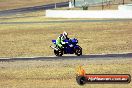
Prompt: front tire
<box><xmin>54</xmin><ymin>49</ymin><xmax>63</xmax><ymax>56</ymax></box>
<box><xmin>74</xmin><ymin>46</ymin><xmax>82</xmax><ymax>56</ymax></box>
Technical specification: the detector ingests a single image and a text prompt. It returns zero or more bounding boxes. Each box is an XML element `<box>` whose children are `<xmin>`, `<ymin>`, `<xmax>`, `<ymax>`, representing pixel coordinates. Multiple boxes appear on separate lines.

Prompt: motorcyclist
<box><xmin>56</xmin><ymin>31</ymin><xmax>69</xmax><ymax>49</ymax></box>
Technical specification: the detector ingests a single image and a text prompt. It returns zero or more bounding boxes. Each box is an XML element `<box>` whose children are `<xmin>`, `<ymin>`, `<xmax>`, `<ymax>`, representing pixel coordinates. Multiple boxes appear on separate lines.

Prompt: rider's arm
<box><xmin>60</xmin><ymin>37</ymin><xmax>66</xmax><ymax>44</ymax></box>
<box><xmin>56</xmin><ymin>37</ymin><xmax>61</xmax><ymax>44</ymax></box>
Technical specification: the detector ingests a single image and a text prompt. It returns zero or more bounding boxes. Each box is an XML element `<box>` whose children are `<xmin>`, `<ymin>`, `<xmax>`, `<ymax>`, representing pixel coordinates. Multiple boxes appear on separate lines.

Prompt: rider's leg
<box><xmin>57</xmin><ymin>44</ymin><xmax>62</xmax><ymax>48</ymax></box>
<box><xmin>56</xmin><ymin>40</ymin><xmax>63</xmax><ymax>49</ymax></box>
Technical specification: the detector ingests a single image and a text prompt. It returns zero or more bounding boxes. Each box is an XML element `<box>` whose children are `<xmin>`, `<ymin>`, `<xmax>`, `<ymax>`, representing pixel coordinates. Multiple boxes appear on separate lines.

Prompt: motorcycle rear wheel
<box><xmin>54</xmin><ymin>49</ymin><xmax>63</xmax><ymax>56</ymax></box>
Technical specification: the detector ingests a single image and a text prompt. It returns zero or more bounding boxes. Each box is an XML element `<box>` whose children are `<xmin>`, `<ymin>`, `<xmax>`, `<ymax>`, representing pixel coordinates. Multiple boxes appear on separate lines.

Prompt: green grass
<box><xmin>0</xmin><ymin>59</ymin><xmax>131</xmax><ymax>88</ymax></box>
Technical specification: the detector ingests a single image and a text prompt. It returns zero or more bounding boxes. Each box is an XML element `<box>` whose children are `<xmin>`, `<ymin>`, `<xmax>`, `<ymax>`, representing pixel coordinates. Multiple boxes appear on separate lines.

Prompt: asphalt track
<box><xmin>0</xmin><ymin>19</ymin><xmax>132</xmax><ymax>24</ymax></box>
<box><xmin>0</xmin><ymin>53</ymin><xmax>132</xmax><ymax>62</ymax></box>
<box><xmin>0</xmin><ymin>1</ymin><xmax>69</xmax><ymax>16</ymax></box>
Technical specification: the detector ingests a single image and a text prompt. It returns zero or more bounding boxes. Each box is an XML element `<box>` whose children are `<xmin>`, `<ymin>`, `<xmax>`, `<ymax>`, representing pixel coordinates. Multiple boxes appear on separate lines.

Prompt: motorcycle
<box><xmin>50</xmin><ymin>38</ymin><xmax>82</xmax><ymax>56</ymax></box>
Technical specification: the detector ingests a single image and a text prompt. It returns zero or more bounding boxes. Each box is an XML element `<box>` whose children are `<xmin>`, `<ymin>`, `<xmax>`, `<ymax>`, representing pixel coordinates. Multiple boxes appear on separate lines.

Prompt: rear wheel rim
<box><xmin>58</xmin><ymin>50</ymin><xmax>62</xmax><ymax>56</ymax></box>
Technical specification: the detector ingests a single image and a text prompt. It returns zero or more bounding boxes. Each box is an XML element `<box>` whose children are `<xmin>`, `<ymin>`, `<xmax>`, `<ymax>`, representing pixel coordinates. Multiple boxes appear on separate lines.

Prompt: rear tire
<box><xmin>74</xmin><ymin>46</ymin><xmax>82</xmax><ymax>56</ymax></box>
<box><xmin>54</xmin><ymin>49</ymin><xmax>63</xmax><ymax>56</ymax></box>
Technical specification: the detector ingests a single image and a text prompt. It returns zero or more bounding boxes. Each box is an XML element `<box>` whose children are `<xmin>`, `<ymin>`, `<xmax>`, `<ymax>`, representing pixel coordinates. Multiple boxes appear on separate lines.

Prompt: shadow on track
<box><xmin>0</xmin><ymin>53</ymin><xmax>132</xmax><ymax>62</ymax></box>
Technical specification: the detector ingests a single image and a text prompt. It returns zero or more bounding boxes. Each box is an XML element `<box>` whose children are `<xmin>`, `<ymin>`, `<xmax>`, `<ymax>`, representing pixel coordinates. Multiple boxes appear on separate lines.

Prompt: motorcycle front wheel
<box><xmin>74</xmin><ymin>46</ymin><xmax>82</xmax><ymax>56</ymax></box>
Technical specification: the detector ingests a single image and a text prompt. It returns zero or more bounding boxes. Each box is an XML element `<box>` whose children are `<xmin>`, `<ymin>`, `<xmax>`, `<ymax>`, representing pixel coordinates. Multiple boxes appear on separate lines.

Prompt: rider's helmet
<box><xmin>63</xmin><ymin>31</ymin><xmax>68</xmax><ymax>39</ymax></box>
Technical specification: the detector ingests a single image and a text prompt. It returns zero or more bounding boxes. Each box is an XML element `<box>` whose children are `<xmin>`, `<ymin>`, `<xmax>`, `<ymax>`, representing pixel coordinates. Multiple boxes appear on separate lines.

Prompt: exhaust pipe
<box><xmin>50</xmin><ymin>46</ymin><xmax>58</xmax><ymax>51</ymax></box>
